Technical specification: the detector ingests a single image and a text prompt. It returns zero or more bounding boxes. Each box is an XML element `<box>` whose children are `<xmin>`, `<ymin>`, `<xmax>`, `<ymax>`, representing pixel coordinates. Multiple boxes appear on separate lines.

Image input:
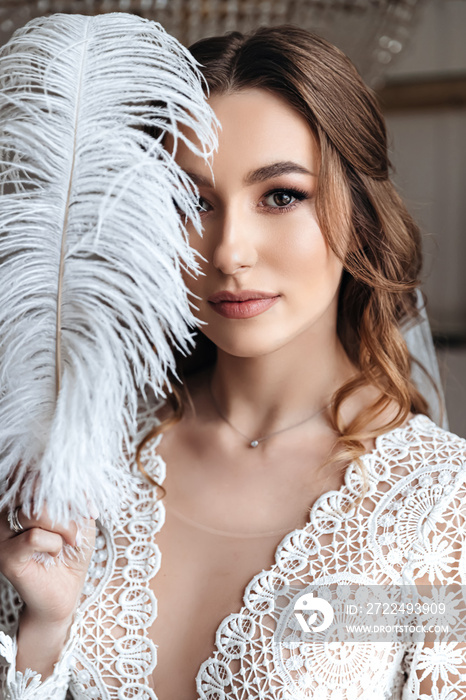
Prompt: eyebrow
<box><xmin>244</xmin><ymin>161</ymin><xmax>317</xmax><ymax>184</ymax></box>
<box><xmin>184</xmin><ymin>161</ymin><xmax>317</xmax><ymax>189</ymax></box>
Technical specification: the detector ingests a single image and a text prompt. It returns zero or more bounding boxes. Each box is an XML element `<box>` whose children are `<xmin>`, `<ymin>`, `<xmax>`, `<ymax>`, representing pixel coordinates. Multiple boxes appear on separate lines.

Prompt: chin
<box><xmin>206</xmin><ymin>329</ymin><xmax>290</xmax><ymax>358</ymax></box>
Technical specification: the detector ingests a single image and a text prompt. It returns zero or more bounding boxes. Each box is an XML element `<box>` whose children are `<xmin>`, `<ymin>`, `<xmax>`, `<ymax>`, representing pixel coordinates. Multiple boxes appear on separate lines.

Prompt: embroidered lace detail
<box><xmin>70</xmin><ymin>401</ymin><xmax>167</xmax><ymax>699</ymax></box>
<box><xmin>196</xmin><ymin>416</ymin><xmax>466</xmax><ymax>700</ymax></box>
<box><xmin>1</xmin><ymin>413</ymin><xmax>465</xmax><ymax>700</ymax></box>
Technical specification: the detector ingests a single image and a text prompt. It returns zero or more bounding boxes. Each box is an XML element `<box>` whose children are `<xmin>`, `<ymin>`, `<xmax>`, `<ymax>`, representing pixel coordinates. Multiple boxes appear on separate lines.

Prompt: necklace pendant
<box><xmin>250</xmin><ymin>440</ymin><xmax>259</xmax><ymax>448</ymax></box>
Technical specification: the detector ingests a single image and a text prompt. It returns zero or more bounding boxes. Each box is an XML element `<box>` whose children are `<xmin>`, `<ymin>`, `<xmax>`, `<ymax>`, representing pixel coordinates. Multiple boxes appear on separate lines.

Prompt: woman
<box><xmin>1</xmin><ymin>24</ymin><xmax>465</xmax><ymax>700</ymax></box>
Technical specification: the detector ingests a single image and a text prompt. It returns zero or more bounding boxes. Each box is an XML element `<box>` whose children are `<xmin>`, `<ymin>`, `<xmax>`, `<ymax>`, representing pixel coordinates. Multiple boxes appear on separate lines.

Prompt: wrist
<box><xmin>19</xmin><ymin>605</ymin><xmax>74</xmax><ymax>631</ymax></box>
<box><xmin>16</xmin><ymin>608</ymin><xmax>74</xmax><ymax>678</ymax></box>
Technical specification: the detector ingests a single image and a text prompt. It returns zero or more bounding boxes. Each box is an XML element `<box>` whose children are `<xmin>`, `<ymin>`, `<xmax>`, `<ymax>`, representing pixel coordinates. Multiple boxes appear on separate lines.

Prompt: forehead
<box><xmin>172</xmin><ymin>88</ymin><xmax>320</xmax><ymax>180</ymax></box>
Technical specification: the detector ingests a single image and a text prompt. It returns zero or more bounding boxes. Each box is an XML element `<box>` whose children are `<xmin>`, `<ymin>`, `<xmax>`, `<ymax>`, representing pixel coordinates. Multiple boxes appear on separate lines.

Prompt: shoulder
<box><xmin>370</xmin><ymin>414</ymin><xmax>466</xmax><ymax>584</ymax></box>
<box><xmin>366</xmin><ymin>413</ymin><xmax>466</xmax><ymax>514</ymax></box>
<box><xmin>375</xmin><ymin>413</ymin><xmax>466</xmax><ymax>479</ymax></box>
<box><xmin>373</xmin><ymin>413</ymin><xmax>466</xmax><ymax>513</ymax></box>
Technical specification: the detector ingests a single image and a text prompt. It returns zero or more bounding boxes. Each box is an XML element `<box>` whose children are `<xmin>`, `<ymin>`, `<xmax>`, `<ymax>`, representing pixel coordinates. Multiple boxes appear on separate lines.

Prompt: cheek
<box><xmin>271</xmin><ymin>216</ymin><xmax>343</xmax><ymax>301</ymax></box>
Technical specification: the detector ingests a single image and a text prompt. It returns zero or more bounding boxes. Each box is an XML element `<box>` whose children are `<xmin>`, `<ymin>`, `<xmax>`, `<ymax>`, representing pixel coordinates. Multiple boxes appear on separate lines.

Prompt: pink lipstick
<box><xmin>207</xmin><ymin>290</ymin><xmax>280</xmax><ymax>319</ymax></box>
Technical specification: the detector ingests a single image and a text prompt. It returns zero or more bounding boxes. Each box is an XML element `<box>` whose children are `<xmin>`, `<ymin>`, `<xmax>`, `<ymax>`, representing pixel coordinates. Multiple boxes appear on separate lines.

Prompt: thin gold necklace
<box><xmin>208</xmin><ymin>378</ymin><xmax>332</xmax><ymax>448</ymax></box>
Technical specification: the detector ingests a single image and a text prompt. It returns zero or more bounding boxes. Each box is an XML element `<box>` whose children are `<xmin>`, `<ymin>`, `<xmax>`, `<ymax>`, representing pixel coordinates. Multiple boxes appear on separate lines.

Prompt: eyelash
<box><xmin>194</xmin><ymin>186</ymin><xmax>310</xmax><ymax>217</ymax></box>
<box><xmin>261</xmin><ymin>187</ymin><xmax>310</xmax><ymax>213</ymax></box>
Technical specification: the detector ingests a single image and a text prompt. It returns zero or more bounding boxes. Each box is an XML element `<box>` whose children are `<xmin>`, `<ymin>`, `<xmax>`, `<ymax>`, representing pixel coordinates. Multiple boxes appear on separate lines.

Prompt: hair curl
<box><xmin>137</xmin><ymin>26</ymin><xmax>439</xmax><ymax>510</ymax></box>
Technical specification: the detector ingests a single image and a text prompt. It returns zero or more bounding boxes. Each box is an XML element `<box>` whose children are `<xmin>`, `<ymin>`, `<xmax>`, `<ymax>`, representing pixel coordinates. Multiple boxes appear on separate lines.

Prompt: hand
<box><xmin>0</xmin><ymin>505</ymin><xmax>96</xmax><ymax>625</ymax></box>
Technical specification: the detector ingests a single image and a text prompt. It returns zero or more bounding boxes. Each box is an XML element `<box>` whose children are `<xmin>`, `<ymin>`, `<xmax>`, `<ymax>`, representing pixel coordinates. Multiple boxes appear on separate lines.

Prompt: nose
<box><xmin>211</xmin><ymin>207</ymin><xmax>257</xmax><ymax>276</ymax></box>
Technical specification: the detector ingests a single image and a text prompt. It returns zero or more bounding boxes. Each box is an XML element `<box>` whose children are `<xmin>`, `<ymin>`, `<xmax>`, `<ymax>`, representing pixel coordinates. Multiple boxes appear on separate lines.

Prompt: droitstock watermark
<box><xmin>271</xmin><ymin>582</ymin><xmax>466</xmax><ymax>645</ymax></box>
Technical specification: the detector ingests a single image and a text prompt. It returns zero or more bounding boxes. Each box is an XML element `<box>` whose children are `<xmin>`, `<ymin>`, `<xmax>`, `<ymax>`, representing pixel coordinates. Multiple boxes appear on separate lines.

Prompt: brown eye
<box><xmin>263</xmin><ymin>189</ymin><xmax>303</xmax><ymax>208</ymax></box>
<box><xmin>273</xmin><ymin>192</ymin><xmax>293</xmax><ymax>206</ymax></box>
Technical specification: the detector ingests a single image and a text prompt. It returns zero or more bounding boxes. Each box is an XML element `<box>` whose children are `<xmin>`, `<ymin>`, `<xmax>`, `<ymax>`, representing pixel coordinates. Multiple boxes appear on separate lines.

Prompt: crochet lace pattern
<box><xmin>1</xmin><ymin>412</ymin><xmax>465</xmax><ymax>699</ymax></box>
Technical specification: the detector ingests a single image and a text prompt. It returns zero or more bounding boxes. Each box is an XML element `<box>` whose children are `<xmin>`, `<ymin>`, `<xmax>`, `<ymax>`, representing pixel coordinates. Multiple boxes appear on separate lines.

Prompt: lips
<box><xmin>208</xmin><ymin>290</ymin><xmax>278</xmax><ymax>303</ymax></box>
<box><xmin>207</xmin><ymin>290</ymin><xmax>280</xmax><ymax>319</ymax></box>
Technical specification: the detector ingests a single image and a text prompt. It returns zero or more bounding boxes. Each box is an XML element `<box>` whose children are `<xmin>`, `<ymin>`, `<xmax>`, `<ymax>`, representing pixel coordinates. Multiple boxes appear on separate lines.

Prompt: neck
<box><xmin>209</xmin><ymin>319</ymin><xmax>356</xmax><ymax>441</ymax></box>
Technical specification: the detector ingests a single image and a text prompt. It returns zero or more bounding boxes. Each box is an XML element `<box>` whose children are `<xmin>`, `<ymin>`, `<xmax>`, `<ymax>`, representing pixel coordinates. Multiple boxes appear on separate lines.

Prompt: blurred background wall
<box><xmin>0</xmin><ymin>0</ymin><xmax>465</xmax><ymax>435</ymax></box>
<box><xmin>380</xmin><ymin>0</ymin><xmax>466</xmax><ymax>437</ymax></box>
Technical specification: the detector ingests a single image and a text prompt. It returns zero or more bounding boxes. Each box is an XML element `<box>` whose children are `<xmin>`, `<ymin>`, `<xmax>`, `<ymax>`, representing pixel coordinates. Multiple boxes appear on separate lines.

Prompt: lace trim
<box><xmin>71</xmin><ymin>406</ymin><xmax>168</xmax><ymax>698</ymax></box>
<box><xmin>2</xmin><ymin>412</ymin><xmax>465</xmax><ymax>699</ymax></box>
<box><xmin>195</xmin><ymin>414</ymin><xmax>466</xmax><ymax>699</ymax></box>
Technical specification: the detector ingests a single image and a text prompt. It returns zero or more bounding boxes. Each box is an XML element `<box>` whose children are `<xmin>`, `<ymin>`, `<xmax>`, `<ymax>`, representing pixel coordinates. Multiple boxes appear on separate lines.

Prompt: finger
<box><xmin>0</xmin><ymin>508</ymin><xmax>28</xmax><ymax>542</ymax></box>
<box><xmin>26</xmin><ymin>510</ymin><xmax>78</xmax><ymax>548</ymax></box>
<box><xmin>0</xmin><ymin>507</ymin><xmax>78</xmax><ymax>547</ymax></box>
<box><xmin>0</xmin><ymin>528</ymin><xmax>64</xmax><ymax>578</ymax></box>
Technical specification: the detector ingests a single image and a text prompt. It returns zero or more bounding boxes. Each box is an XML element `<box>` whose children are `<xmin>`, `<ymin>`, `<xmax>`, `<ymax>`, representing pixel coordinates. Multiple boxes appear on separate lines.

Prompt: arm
<box><xmin>0</xmin><ymin>510</ymin><xmax>95</xmax><ymax>699</ymax></box>
<box><xmin>401</xmin><ymin>467</ymin><xmax>466</xmax><ymax>699</ymax></box>
<box><xmin>0</xmin><ymin>614</ymin><xmax>79</xmax><ymax>700</ymax></box>
<box><xmin>16</xmin><ymin>610</ymin><xmax>74</xmax><ymax>678</ymax></box>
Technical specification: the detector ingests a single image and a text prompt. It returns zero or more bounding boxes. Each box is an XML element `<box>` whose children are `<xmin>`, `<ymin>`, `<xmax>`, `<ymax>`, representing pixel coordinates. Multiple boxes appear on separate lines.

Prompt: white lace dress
<box><xmin>1</xmin><ymin>412</ymin><xmax>465</xmax><ymax>700</ymax></box>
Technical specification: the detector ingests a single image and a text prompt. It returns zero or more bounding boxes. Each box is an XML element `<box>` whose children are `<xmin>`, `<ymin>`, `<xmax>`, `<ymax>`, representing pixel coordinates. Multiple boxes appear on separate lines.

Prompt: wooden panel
<box><xmin>378</xmin><ymin>74</ymin><xmax>466</xmax><ymax>111</ymax></box>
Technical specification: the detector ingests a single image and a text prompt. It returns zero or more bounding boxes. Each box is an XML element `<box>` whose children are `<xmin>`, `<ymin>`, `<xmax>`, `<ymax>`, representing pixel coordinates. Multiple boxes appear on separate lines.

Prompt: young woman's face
<box><xmin>177</xmin><ymin>88</ymin><xmax>344</xmax><ymax>357</ymax></box>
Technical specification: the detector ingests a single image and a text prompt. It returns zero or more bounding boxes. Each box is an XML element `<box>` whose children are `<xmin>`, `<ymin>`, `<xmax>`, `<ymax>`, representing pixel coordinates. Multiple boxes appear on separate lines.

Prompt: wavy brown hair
<box><xmin>137</xmin><ymin>25</ymin><xmax>440</xmax><ymax>509</ymax></box>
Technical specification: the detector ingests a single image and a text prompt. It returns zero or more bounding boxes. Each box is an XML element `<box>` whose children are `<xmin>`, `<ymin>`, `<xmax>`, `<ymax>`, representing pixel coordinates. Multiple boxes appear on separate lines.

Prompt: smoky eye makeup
<box><xmin>260</xmin><ymin>186</ymin><xmax>312</xmax><ymax>212</ymax></box>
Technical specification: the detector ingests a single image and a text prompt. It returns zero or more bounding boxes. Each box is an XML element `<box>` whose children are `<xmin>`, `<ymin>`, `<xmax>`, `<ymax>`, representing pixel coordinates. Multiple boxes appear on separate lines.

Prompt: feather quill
<box><xmin>0</xmin><ymin>13</ymin><xmax>217</xmax><ymax>525</ymax></box>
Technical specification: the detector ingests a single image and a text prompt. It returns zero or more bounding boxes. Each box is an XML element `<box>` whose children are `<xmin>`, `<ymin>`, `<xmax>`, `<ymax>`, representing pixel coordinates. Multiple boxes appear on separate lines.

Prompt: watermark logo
<box><xmin>294</xmin><ymin>591</ymin><xmax>334</xmax><ymax>633</ymax></box>
<box><xmin>273</xmin><ymin>583</ymin><xmax>463</xmax><ymax>645</ymax></box>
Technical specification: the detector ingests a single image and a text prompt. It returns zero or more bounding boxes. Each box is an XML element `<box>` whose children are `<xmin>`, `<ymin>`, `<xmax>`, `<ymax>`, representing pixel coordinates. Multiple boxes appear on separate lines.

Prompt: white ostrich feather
<box><xmin>0</xmin><ymin>13</ymin><xmax>216</xmax><ymax>525</ymax></box>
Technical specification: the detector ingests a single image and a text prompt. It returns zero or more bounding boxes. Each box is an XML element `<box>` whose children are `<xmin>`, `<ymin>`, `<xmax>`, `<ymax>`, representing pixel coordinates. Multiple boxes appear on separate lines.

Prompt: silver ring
<box><xmin>7</xmin><ymin>506</ymin><xmax>24</xmax><ymax>534</ymax></box>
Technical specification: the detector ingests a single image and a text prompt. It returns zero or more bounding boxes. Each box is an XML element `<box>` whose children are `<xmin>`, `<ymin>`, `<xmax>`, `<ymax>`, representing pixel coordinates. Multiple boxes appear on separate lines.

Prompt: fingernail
<box><xmin>89</xmin><ymin>506</ymin><xmax>99</xmax><ymax>520</ymax></box>
<box><xmin>75</xmin><ymin>528</ymin><xmax>83</xmax><ymax>547</ymax></box>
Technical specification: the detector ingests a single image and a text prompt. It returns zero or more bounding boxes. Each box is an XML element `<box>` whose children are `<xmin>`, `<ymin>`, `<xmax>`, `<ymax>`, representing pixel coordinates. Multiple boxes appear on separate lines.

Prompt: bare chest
<box><xmin>149</xmin><ymin>510</ymin><xmax>290</xmax><ymax>699</ymax></box>
<box><xmin>147</xmin><ymin>423</ymin><xmax>344</xmax><ymax>700</ymax></box>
